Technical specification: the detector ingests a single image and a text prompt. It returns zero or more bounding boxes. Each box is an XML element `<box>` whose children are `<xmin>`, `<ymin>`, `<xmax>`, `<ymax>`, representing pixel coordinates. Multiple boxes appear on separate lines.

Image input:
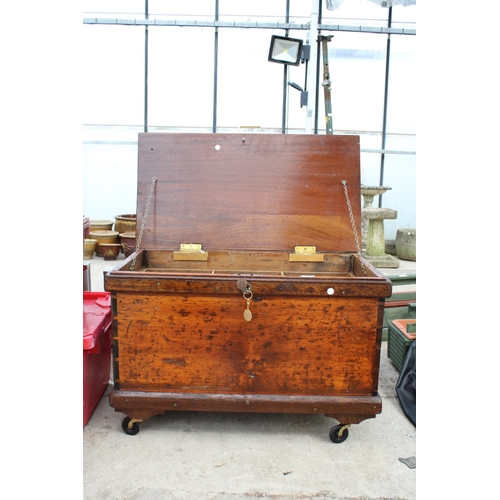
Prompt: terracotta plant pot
<box><xmin>89</xmin><ymin>219</ymin><xmax>114</xmax><ymax>232</ymax></box>
<box><xmin>114</xmin><ymin>214</ymin><xmax>136</xmax><ymax>234</ymax></box>
<box><xmin>100</xmin><ymin>243</ymin><xmax>121</xmax><ymax>261</ymax></box>
<box><xmin>119</xmin><ymin>232</ymin><xmax>137</xmax><ymax>257</ymax></box>
<box><xmin>83</xmin><ymin>239</ymin><xmax>97</xmax><ymax>260</ymax></box>
<box><xmin>89</xmin><ymin>230</ymin><xmax>119</xmax><ymax>257</ymax></box>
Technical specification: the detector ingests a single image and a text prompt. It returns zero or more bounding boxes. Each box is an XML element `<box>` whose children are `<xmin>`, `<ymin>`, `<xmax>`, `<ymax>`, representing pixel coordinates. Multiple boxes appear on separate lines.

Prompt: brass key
<box><xmin>243</xmin><ymin>289</ymin><xmax>253</xmax><ymax>321</ymax></box>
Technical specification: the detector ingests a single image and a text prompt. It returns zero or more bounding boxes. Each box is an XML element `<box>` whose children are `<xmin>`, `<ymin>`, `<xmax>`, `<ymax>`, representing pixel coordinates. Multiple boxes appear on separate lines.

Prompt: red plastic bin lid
<box><xmin>83</xmin><ymin>292</ymin><xmax>112</xmax><ymax>350</ymax></box>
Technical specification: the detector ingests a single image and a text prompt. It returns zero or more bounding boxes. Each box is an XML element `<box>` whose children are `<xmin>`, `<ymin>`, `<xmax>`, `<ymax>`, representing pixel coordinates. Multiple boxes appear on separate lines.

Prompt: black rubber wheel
<box><xmin>329</xmin><ymin>424</ymin><xmax>349</xmax><ymax>443</ymax></box>
<box><xmin>122</xmin><ymin>417</ymin><xmax>140</xmax><ymax>436</ymax></box>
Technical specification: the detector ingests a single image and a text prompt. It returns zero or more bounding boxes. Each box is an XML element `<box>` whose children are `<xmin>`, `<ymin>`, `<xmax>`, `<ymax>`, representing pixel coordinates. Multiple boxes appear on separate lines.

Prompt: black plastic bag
<box><xmin>396</xmin><ymin>340</ymin><xmax>416</xmax><ymax>427</ymax></box>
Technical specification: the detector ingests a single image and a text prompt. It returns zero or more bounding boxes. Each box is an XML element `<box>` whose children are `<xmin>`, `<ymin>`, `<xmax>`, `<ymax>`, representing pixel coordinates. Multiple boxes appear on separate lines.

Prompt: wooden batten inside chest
<box><xmin>117</xmin><ymin>249</ymin><xmax>375</xmax><ymax>277</ymax></box>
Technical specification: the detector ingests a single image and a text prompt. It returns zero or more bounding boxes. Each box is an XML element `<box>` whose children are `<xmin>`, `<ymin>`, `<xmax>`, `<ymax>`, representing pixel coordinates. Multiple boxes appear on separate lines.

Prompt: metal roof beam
<box><xmin>82</xmin><ymin>18</ymin><xmax>415</xmax><ymax>35</ymax></box>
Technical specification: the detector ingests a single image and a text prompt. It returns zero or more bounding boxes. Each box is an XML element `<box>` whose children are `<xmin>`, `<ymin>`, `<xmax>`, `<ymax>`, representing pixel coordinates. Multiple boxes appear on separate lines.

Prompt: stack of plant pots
<box><xmin>115</xmin><ymin>214</ymin><xmax>137</xmax><ymax>257</ymax></box>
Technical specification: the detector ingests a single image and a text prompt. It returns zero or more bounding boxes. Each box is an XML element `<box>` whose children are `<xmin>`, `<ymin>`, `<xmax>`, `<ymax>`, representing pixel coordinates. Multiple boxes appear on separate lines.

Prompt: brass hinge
<box><xmin>173</xmin><ymin>243</ymin><xmax>208</xmax><ymax>261</ymax></box>
<box><xmin>288</xmin><ymin>246</ymin><xmax>325</xmax><ymax>262</ymax></box>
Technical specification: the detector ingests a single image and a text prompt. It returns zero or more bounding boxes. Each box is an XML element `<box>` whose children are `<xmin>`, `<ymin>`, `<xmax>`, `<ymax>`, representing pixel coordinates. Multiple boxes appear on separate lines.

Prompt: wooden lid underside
<box><xmin>136</xmin><ymin>133</ymin><xmax>361</xmax><ymax>253</ymax></box>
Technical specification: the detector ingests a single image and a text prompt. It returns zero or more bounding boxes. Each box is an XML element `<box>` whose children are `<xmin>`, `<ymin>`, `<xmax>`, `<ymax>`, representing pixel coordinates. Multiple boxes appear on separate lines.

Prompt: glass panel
<box><xmin>379</xmin><ymin>147</ymin><xmax>416</xmax><ymax>240</ymax></box>
<box><xmin>360</xmin><ymin>150</ymin><xmax>383</xmax><ymax>187</ymax></box>
<box><xmin>290</xmin><ymin>0</ymin><xmax>316</xmax><ymax>24</ymax></box>
<box><xmin>83</xmin><ymin>142</ymin><xmax>139</xmax><ymax>220</ymax></box>
<box><xmin>82</xmin><ymin>25</ymin><xmax>144</xmax><ymax>126</ymax></box>
<box><xmin>316</xmin><ymin>31</ymin><xmax>387</xmax><ymax>134</ymax></box>
<box><xmin>149</xmin><ymin>0</ymin><xmax>215</xmax><ymax>21</ymax></box>
<box><xmin>83</xmin><ymin>0</ymin><xmax>145</xmax><ymax>18</ymax></box>
<box><xmin>218</xmin><ymin>0</ymin><xmax>285</xmax><ymax>22</ymax></box>
<box><xmin>147</xmin><ymin>27</ymin><xmax>214</xmax><ymax>129</ymax></box>
<box><xmin>284</xmin><ymin>28</ymin><xmax>311</xmax><ymax>133</ymax></box>
<box><xmin>391</xmin><ymin>4</ymin><xmax>417</xmax><ymax>29</ymax></box>
<box><xmin>216</xmin><ymin>29</ymin><xmax>283</xmax><ymax>131</ymax></box>
<box><xmin>322</xmin><ymin>1</ymin><xmax>388</xmax><ymax>27</ymax></box>
<box><xmin>386</xmin><ymin>34</ymin><xmax>416</xmax><ymax>135</ymax></box>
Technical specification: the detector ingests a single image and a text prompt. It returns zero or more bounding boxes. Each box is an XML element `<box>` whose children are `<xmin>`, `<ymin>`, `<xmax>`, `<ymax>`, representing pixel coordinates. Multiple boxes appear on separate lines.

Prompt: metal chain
<box><xmin>130</xmin><ymin>176</ymin><xmax>158</xmax><ymax>271</ymax></box>
<box><xmin>341</xmin><ymin>180</ymin><xmax>367</xmax><ymax>276</ymax></box>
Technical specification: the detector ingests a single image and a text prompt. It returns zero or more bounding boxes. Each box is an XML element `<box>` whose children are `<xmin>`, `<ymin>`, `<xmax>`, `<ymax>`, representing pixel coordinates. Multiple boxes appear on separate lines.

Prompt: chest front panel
<box><xmin>114</xmin><ymin>292</ymin><xmax>381</xmax><ymax>396</ymax></box>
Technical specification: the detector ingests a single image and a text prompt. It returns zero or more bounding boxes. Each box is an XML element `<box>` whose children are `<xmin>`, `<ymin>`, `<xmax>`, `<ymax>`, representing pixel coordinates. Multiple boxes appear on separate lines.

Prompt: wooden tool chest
<box><xmin>104</xmin><ymin>132</ymin><xmax>392</xmax><ymax>442</ymax></box>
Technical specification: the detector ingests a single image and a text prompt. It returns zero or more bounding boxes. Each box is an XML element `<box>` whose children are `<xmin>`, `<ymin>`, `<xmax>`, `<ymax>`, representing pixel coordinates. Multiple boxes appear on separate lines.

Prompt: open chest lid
<box><xmin>136</xmin><ymin>133</ymin><xmax>361</xmax><ymax>253</ymax></box>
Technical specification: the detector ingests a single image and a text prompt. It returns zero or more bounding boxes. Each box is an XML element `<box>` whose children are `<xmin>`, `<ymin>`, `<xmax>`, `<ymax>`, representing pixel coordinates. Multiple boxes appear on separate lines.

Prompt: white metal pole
<box><xmin>305</xmin><ymin>0</ymin><xmax>319</xmax><ymax>134</ymax></box>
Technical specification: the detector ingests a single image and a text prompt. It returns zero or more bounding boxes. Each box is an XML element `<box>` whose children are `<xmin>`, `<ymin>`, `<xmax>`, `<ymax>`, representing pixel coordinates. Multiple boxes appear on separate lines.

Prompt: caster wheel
<box><xmin>122</xmin><ymin>417</ymin><xmax>141</xmax><ymax>435</ymax></box>
<box><xmin>329</xmin><ymin>424</ymin><xmax>349</xmax><ymax>443</ymax></box>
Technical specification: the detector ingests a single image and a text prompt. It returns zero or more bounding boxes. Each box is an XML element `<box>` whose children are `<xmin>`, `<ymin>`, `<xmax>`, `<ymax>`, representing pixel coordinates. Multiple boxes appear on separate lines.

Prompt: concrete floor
<box><xmin>84</xmin><ymin>254</ymin><xmax>416</xmax><ymax>500</ymax></box>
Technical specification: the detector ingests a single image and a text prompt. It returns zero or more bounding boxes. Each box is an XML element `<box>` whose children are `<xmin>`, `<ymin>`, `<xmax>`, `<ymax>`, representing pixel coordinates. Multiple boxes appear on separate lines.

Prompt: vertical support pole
<box><xmin>281</xmin><ymin>66</ymin><xmax>288</xmax><ymax>133</ymax></box>
<box><xmin>321</xmin><ymin>35</ymin><xmax>333</xmax><ymax>135</ymax></box>
<box><xmin>144</xmin><ymin>0</ymin><xmax>149</xmax><ymax>133</ymax></box>
<box><xmin>313</xmin><ymin>0</ymin><xmax>323</xmax><ymax>134</ymax></box>
<box><xmin>305</xmin><ymin>0</ymin><xmax>319</xmax><ymax>134</ymax></box>
<box><xmin>281</xmin><ymin>0</ymin><xmax>291</xmax><ymax>134</ymax></box>
<box><xmin>213</xmin><ymin>0</ymin><xmax>219</xmax><ymax>133</ymax></box>
<box><xmin>379</xmin><ymin>6</ymin><xmax>392</xmax><ymax>207</ymax></box>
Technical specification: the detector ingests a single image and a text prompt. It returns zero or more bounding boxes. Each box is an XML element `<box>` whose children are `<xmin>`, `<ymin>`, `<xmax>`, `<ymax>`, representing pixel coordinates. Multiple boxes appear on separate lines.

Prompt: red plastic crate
<box><xmin>83</xmin><ymin>292</ymin><xmax>112</xmax><ymax>427</ymax></box>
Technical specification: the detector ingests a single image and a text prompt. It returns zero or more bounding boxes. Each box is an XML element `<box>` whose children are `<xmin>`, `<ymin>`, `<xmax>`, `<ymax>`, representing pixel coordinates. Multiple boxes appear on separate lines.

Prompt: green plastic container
<box><xmin>387</xmin><ymin>319</ymin><xmax>416</xmax><ymax>372</ymax></box>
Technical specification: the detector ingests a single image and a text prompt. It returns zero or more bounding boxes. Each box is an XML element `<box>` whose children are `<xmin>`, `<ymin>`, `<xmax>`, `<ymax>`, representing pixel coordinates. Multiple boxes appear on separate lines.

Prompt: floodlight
<box><xmin>268</xmin><ymin>35</ymin><xmax>303</xmax><ymax>66</ymax></box>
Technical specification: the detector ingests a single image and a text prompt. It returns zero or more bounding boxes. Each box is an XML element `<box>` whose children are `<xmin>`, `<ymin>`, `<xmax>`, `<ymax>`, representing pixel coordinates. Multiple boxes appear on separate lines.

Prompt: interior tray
<box><xmin>113</xmin><ymin>249</ymin><xmax>381</xmax><ymax>279</ymax></box>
